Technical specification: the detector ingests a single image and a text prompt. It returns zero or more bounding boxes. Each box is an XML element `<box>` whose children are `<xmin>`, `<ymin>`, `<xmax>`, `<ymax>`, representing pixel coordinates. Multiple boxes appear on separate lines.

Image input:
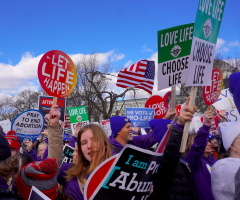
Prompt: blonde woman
<box><xmin>59</xmin><ymin>124</ymin><xmax>112</xmax><ymax>200</ymax></box>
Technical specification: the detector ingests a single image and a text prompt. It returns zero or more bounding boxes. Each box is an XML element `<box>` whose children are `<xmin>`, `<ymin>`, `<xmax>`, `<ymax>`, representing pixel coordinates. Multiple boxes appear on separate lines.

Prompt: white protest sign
<box><xmin>189</xmin><ymin>115</ymin><xmax>204</xmax><ymax>133</ymax></box>
<box><xmin>157</xmin><ymin>23</ymin><xmax>194</xmax><ymax>90</ymax></box>
<box><xmin>213</xmin><ymin>88</ymin><xmax>240</xmax><ymax>121</ymax></box>
<box><xmin>0</xmin><ymin>119</ymin><xmax>11</xmax><ymax>133</ymax></box>
<box><xmin>11</xmin><ymin>109</ymin><xmax>44</xmax><ymax>142</ymax></box>
<box><xmin>100</xmin><ymin>119</ymin><xmax>111</xmax><ymax>137</ymax></box>
<box><xmin>185</xmin><ymin>0</ymin><xmax>226</xmax><ymax>86</ymax></box>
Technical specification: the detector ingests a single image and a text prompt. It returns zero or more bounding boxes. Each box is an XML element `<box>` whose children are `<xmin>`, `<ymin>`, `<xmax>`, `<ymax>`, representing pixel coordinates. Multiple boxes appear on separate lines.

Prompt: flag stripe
<box><xmin>117</xmin><ymin>81</ymin><xmax>153</xmax><ymax>90</ymax></box>
<box><xmin>116</xmin><ymin>60</ymin><xmax>155</xmax><ymax>94</ymax></box>
<box><xmin>117</xmin><ymin>75</ymin><xmax>154</xmax><ymax>84</ymax></box>
<box><xmin>116</xmin><ymin>83</ymin><xmax>153</xmax><ymax>93</ymax></box>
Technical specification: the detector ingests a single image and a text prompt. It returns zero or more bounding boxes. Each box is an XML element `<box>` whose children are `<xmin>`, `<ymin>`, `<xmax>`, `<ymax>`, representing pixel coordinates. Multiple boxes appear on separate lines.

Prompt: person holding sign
<box><xmin>109</xmin><ymin>116</ymin><xmax>171</xmax><ymax>154</ymax></box>
<box><xmin>60</xmin><ymin>124</ymin><xmax>112</xmax><ymax>200</ymax></box>
<box><xmin>148</xmin><ymin>97</ymin><xmax>198</xmax><ymax>200</ymax></box>
<box><xmin>185</xmin><ymin>106</ymin><xmax>217</xmax><ymax>200</ymax></box>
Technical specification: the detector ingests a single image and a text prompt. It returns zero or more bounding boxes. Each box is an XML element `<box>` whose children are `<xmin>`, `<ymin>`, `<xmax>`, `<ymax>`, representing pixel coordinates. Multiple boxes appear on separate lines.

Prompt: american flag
<box><xmin>116</xmin><ymin>60</ymin><xmax>155</xmax><ymax>94</ymax></box>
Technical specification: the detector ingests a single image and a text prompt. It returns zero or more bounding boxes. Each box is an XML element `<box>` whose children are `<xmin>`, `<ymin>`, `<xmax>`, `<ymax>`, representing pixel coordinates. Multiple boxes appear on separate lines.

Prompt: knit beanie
<box><xmin>229</xmin><ymin>72</ymin><xmax>240</xmax><ymax>114</ymax></box>
<box><xmin>110</xmin><ymin>116</ymin><xmax>131</xmax><ymax>137</ymax></box>
<box><xmin>63</xmin><ymin>133</ymin><xmax>71</xmax><ymax>142</ymax></box>
<box><xmin>219</xmin><ymin>121</ymin><xmax>240</xmax><ymax>150</ymax></box>
<box><xmin>0</xmin><ymin>134</ymin><xmax>11</xmax><ymax>161</ymax></box>
<box><xmin>5</xmin><ymin>130</ymin><xmax>21</xmax><ymax>151</ymax></box>
<box><xmin>16</xmin><ymin>158</ymin><xmax>58</xmax><ymax>200</ymax></box>
<box><xmin>208</xmin><ymin>134</ymin><xmax>215</xmax><ymax>141</ymax></box>
<box><xmin>149</xmin><ymin>119</ymin><xmax>172</xmax><ymax>142</ymax></box>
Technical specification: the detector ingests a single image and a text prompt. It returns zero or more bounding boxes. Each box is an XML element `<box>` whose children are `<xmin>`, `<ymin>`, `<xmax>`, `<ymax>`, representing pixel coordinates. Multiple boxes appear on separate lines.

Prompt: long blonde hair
<box><xmin>65</xmin><ymin>124</ymin><xmax>112</xmax><ymax>183</ymax></box>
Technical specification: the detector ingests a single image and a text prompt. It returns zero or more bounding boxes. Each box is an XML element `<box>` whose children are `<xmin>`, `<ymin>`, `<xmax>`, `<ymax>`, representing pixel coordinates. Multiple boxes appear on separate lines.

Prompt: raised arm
<box><xmin>47</xmin><ymin>105</ymin><xmax>63</xmax><ymax>166</ymax></box>
<box><xmin>186</xmin><ymin>106</ymin><xmax>213</xmax><ymax>172</ymax></box>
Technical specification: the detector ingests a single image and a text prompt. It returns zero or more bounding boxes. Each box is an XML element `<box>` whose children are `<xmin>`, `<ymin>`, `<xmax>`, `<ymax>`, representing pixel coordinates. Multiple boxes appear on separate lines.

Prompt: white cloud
<box><xmin>0</xmin><ymin>50</ymin><xmax>124</xmax><ymax>97</ymax></box>
<box><xmin>0</xmin><ymin>52</ymin><xmax>42</xmax><ymax>95</ymax></box>
<box><xmin>216</xmin><ymin>38</ymin><xmax>226</xmax><ymax>51</ymax></box>
<box><xmin>142</xmin><ymin>44</ymin><xmax>153</xmax><ymax>53</ymax></box>
<box><xmin>228</xmin><ymin>40</ymin><xmax>240</xmax><ymax>47</ymax></box>
<box><xmin>109</xmin><ymin>52</ymin><xmax>125</xmax><ymax>62</ymax></box>
<box><xmin>123</xmin><ymin>60</ymin><xmax>133</xmax><ymax>68</ymax></box>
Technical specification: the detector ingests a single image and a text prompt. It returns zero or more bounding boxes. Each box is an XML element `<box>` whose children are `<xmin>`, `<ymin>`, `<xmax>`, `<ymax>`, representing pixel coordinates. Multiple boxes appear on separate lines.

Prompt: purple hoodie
<box><xmin>0</xmin><ymin>176</ymin><xmax>8</xmax><ymax>190</ymax></box>
<box><xmin>58</xmin><ymin>163</ymin><xmax>84</xmax><ymax>200</ymax></box>
<box><xmin>109</xmin><ymin>118</ymin><xmax>171</xmax><ymax>155</ymax></box>
<box><xmin>109</xmin><ymin>130</ymin><xmax>158</xmax><ymax>155</ymax></box>
<box><xmin>186</xmin><ymin>124</ymin><xmax>217</xmax><ymax>200</ymax></box>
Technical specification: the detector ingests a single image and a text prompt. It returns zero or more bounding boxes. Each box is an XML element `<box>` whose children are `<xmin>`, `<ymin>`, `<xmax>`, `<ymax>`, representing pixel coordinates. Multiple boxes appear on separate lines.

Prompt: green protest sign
<box><xmin>194</xmin><ymin>0</ymin><xmax>225</xmax><ymax>43</ymax></box>
<box><xmin>157</xmin><ymin>23</ymin><xmax>194</xmax><ymax>90</ymax></box>
<box><xmin>67</xmin><ymin>106</ymin><xmax>89</xmax><ymax>123</ymax></box>
<box><xmin>185</xmin><ymin>0</ymin><xmax>226</xmax><ymax>87</ymax></box>
<box><xmin>67</xmin><ymin>106</ymin><xmax>89</xmax><ymax>132</ymax></box>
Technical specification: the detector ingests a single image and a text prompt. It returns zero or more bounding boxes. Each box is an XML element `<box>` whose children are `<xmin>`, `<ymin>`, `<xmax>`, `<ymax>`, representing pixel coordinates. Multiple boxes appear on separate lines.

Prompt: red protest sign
<box><xmin>85</xmin><ymin>156</ymin><xmax>116</xmax><ymax>199</ymax></box>
<box><xmin>145</xmin><ymin>95</ymin><xmax>168</xmax><ymax>119</ymax></box>
<box><xmin>175</xmin><ymin>104</ymin><xmax>182</xmax><ymax>116</ymax></box>
<box><xmin>38</xmin><ymin>50</ymin><xmax>77</xmax><ymax>98</ymax></box>
<box><xmin>202</xmin><ymin>68</ymin><xmax>223</xmax><ymax>105</ymax></box>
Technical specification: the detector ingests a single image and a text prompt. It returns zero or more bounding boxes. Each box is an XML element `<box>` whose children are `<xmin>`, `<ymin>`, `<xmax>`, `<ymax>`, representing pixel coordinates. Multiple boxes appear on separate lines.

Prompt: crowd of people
<box><xmin>1</xmin><ymin>72</ymin><xmax>240</xmax><ymax>200</ymax></box>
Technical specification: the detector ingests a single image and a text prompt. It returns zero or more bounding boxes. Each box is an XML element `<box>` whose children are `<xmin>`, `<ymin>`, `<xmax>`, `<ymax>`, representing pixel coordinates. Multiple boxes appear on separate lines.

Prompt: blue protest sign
<box><xmin>11</xmin><ymin>109</ymin><xmax>44</xmax><ymax>142</ymax></box>
<box><xmin>126</xmin><ymin>108</ymin><xmax>154</xmax><ymax>128</ymax></box>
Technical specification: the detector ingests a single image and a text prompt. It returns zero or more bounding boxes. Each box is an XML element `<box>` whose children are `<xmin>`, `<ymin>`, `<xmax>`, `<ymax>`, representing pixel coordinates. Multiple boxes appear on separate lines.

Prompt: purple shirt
<box><xmin>109</xmin><ymin>130</ymin><xmax>157</xmax><ymax>155</ymax></box>
<box><xmin>0</xmin><ymin>176</ymin><xmax>8</xmax><ymax>190</ymax></box>
<box><xmin>186</xmin><ymin>124</ymin><xmax>217</xmax><ymax>200</ymax></box>
<box><xmin>58</xmin><ymin>163</ymin><xmax>84</xmax><ymax>200</ymax></box>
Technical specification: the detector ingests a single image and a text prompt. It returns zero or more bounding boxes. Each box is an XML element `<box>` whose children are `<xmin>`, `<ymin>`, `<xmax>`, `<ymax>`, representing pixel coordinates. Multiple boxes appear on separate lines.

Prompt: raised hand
<box><xmin>204</xmin><ymin>106</ymin><xmax>214</xmax><ymax>126</ymax></box>
<box><xmin>48</xmin><ymin>105</ymin><xmax>61</xmax><ymax>126</ymax></box>
<box><xmin>177</xmin><ymin>97</ymin><xmax>194</xmax><ymax>126</ymax></box>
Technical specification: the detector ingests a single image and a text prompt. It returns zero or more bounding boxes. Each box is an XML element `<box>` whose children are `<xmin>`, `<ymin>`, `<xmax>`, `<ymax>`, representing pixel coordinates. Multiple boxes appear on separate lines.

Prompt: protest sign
<box><xmin>0</xmin><ymin>119</ymin><xmax>11</xmax><ymax>133</ymax></box>
<box><xmin>85</xmin><ymin>145</ymin><xmax>162</xmax><ymax>200</ymax></box>
<box><xmin>38</xmin><ymin>50</ymin><xmax>77</xmax><ymax>98</ymax></box>
<box><xmin>67</xmin><ymin>106</ymin><xmax>89</xmax><ymax>133</ymax></box>
<box><xmin>28</xmin><ymin>186</ymin><xmax>51</xmax><ymax>200</ymax></box>
<box><xmin>213</xmin><ymin>88</ymin><xmax>240</xmax><ymax>121</ymax></box>
<box><xmin>64</xmin><ymin>114</ymin><xmax>71</xmax><ymax>129</ymax></box>
<box><xmin>38</xmin><ymin>95</ymin><xmax>66</xmax><ymax>129</ymax></box>
<box><xmin>175</xmin><ymin>104</ymin><xmax>182</xmax><ymax>116</ymax></box>
<box><xmin>185</xmin><ymin>0</ymin><xmax>226</xmax><ymax>86</ymax></box>
<box><xmin>11</xmin><ymin>110</ymin><xmax>44</xmax><ymax>142</ymax></box>
<box><xmin>100</xmin><ymin>119</ymin><xmax>111</xmax><ymax>137</ymax></box>
<box><xmin>145</xmin><ymin>95</ymin><xmax>168</xmax><ymax>119</ymax></box>
<box><xmin>202</xmin><ymin>68</ymin><xmax>223</xmax><ymax>105</ymax></box>
<box><xmin>62</xmin><ymin>144</ymin><xmax>74</xmax><ymax>164</ymax></box>
<box><xmin>126</xmin><ymin>108</ymin><xmax>154</xmax><ymax>128</ymax></box>
<box><xmin>157</xmin><ymin>23</ymin><xmax>194</xmax><ymax>90</ymax></box>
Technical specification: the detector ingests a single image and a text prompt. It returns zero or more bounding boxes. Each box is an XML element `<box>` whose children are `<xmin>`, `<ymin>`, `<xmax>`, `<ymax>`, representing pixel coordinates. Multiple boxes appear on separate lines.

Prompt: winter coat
<box><xmin>109</xmin><ymin>131</ymin><xmax>158</xmax><ymax>155</ymax></box>
<box><xmin>47</xmin><ymin>123</ymin><xmax>63</xmax><ymax>166</ymax></box>
<box><xmin>186</xmin><ymin>124</ymin><xmax>217</xmax><ymax>200</ymax></box>
<box><xmin>57</xmin><ymin>163</ymin><xmax>84</xmax><ymax>200</ymax></box>
<box><xmin>0</xmin><ymin>176</ymin><xmax>22</xmax><ymax>200</ymax></box>
<box><xmin>148</xmin><ymin>124</ymin><xmax>198</xmax><ymax>200</ymax></box>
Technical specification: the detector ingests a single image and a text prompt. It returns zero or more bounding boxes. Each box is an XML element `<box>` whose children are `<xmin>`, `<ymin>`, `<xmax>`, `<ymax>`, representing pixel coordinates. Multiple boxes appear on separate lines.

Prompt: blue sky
<box><xmin>0</xmin><ymin>0</ymin><xmax>239</xmax><ymax>97</ymax></box>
